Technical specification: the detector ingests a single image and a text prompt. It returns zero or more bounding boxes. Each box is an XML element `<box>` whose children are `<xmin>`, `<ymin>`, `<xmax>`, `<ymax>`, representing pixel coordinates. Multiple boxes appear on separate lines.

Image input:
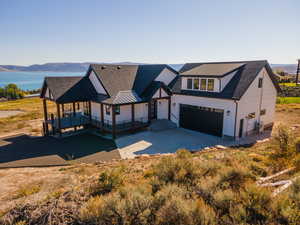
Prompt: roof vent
<box><xmin>101</xmin><ymin>66</ymin><xmax>106</xmax><ymax>69</ymax></box>
<box><xmin>117</xmin><ymin>66</ymin><xmax>121</xmax><ymax>69</ymax></box>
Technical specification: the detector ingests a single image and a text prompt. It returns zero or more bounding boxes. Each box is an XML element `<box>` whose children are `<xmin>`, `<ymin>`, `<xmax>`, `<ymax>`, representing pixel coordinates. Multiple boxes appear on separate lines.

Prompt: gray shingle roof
<box><xmin>180</xmin><ymin>63</ymin><xmax>245</xmax><ymax>76</ymax></box>
<box><xmin>172</xmin><ymin>60</ymin><xmax>280</xmax><ymax>100</ymax></box>
<box><xmin>90</xmin><ymin>64</ymin><xmax>176</xmax><ymax>104</ymax></box>
<box><xmin>41</xmin><ymin>76</ymin><xmax>97</xmax><ymax>103</ymax></box>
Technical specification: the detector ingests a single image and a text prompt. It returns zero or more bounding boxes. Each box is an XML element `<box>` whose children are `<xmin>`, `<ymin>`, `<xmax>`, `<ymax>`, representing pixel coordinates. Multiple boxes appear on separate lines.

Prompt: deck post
<box><xmin>148</xmin><ymin>101</ymin><xmax>151</xmax><ymax>124</ymax></box>
<box><xmin>88</xmin><ymin>101</ymin><xmax>92</xmax><ymax>122</ymax></box>
<box><xmin>168</xmin><ymin>97</ymin><xmax>171</xmax><ymax>120</ymax></box>
<box><xmin>42</xmin><ymin>99</ymin><xmax>49</xmax><ymax>135</ymax></box>
<box><xmin>112</xmin><ymin>105</ymin><xmax>116</xmax><ymax>139</ymax></box>
<box><xmin>100</xmin><ymin>103</ymin><xmax>104</xmax><ymax>129</ymax></box>
<box><xmin>57</xmin><ymin>103</ymin><xmax>62</xmax><ymax>137</ymax></box>
<box><xmin>61</xmin><ymin>104</ymin><xmax>65</xmax><ymax>117</ymax></box>
<box><xmin>131</xmin><ymin>103</ymin><xmax>135</xmax><ymax>129</ymax></box>
<box><xmin>73</xmin><ymin>102</ymin><xmax>77</xmax><ymax>131</ymax></box>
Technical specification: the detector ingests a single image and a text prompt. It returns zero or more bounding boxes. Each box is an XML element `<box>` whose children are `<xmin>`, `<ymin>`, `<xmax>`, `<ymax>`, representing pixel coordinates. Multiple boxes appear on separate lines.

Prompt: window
<box><xmin>207</xmin><ymin>79</ymin><xmax>214</xmax><ymax>91</ymax></box>
<box><xmin>115</xmin><ymin>105</ymin><xmax>120</xmax><ymax>115</ymax></box>
<box><xmin>200</xmin><ymin>79</ymin><xmax>207</xmax><ymax>91</ymax></box>
<box><xmin>187</xmin><ymin>78</ymin><xmax>193</xmax><ymax>89</ymax></box>
<box><xmin>193</xmin><ymin>78</ymin><xmax>199</xmax><ymax>89</ymax></box>
<box><xmin>258</xmin><ymin>78</ymin><xmax>263</xmax><ymax>88</ymax></box>
<box><xmin>260</xmin><ymin>109</ymin><xmax>266</xmax><ymax>115</ymax></box>
<box><xmin>105</xmin><ymin>105</ymin><xmax>110</xmax><ymax>115</ymax></box>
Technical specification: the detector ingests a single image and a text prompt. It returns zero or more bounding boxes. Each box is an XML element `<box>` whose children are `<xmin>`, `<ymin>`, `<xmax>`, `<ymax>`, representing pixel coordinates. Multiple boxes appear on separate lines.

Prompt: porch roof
<box><xmin>40</xmin><ymin>76</ymin><xmax>97</xmax><ymax>103</ymax></box>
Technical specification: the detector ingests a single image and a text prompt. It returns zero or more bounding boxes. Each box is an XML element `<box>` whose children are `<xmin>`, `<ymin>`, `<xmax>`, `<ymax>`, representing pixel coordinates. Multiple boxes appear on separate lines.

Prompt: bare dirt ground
<box><xmin>0</xmin><ymin>110</ymin><xmax>23</xmax><ymax>118</ymax></box>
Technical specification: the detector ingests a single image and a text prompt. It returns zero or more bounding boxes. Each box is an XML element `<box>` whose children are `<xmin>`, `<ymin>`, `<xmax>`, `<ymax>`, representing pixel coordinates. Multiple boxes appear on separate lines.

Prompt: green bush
<box><xmin>151</xmin><ymin>150</ymin><xmax>199</xmax><ymax>186</ymax></box>
<box><xmin>89</xmin><ymin>168</ymin><xmax>124</xmax><ymax>196</ymax></box>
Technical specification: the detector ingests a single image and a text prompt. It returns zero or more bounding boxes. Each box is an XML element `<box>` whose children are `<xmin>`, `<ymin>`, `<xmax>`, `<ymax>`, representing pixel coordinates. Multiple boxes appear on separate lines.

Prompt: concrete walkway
<box><xmin>116</xmin><ymin>128</ymin><xmax>271</xmax><ymax>159</ymax></box>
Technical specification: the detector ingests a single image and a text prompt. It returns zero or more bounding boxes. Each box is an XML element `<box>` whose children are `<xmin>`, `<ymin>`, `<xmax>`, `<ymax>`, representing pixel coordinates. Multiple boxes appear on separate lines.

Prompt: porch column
<box><xmin>61</xmin><ymin>104</ymin><xmax>65</xmax><ymax>117</ymax></box>
<box><xmin>88</xmin><ymin>101</ymin><xmax>92</xmax><ymax>122</ymax></box>
<box><xmin>168</xmin><ymin>97</ymin><xmax>171</xmax><ymax>120</ymax></box>
<box><xmin>100</xmin><ymin>103</ymin><xmax>104</xmax><ymax>128</ymax></box>
<box><xmin>131</xmin><ymin>103</ymin><xmax>135</xmax><ymax>128</ymax></box>
<box><xmin>112</xmin><ymin>105</ymin><xmax>116</xmax><ymax>139</ymax></box>
<box><xmin>56</xmin><ymin>103</ymin><xmax>62</xmax><ymax>137</ymax></box>
<box><xmin>73</xmin><ymin>102</ymin><xmax>77</xmax><ymax>131</ymax></box>
<box><xmin>148</xmin><ymin>101</ymin><xmax>151</xmax><ymax>124</ymax></box>
<box><xmin>42</xmin><ymin>99</ymin><xmax>49</xmax><ymax>135</ymax></box>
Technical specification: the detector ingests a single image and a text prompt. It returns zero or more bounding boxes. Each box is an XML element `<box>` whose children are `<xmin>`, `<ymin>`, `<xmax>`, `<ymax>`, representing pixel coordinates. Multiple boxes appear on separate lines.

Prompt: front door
<box><xmin>150</xmin><ymin>100</ymin><xmax>157</xmax><ymax>120</ymax></box>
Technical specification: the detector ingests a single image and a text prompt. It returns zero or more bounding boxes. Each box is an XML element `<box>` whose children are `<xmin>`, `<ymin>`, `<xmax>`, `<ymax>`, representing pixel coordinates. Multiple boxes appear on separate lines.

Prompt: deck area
<box><xmin>46</xmin><ymin>114</ymin><xmax>148</xmax><ymax>134</ymax></box>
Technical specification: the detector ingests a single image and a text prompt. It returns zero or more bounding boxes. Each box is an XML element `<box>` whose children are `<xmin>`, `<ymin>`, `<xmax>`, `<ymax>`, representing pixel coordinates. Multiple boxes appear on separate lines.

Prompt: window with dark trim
<box><xmin>200</xmin><ymin>79</ymin><xmax>206</xmax><ymax>90</ymax></box>
<box><xmin>207</xmin><ymin>79</ymin><xmax>214</xmax><ymax>91</ymax></box>
<box><xmin>258</xmin><ymin>78</ymin><xmax>263</xmax><ymax>88</ymax></box>
<box><xmin>193</xmin><ymin>78</ymin><xmax>199</xmax><ymax>90</ymax></box>
<box><xmin>105</xmin><ymin>105</ymin><xmax>111</xmax><ymax>115</ymax></box>
<box><xmin>115</xmin><ymin>105</ymin><xmax>120</xmax><ymax>115</ymax></box>
<box><xmin>187</xmin><ymin>78</ymin><xmax>193</xmax><ymax>89</ymax></box>
<box><xmin>260</xmin><ymin>109</ymin><xmax>266</xmax><ymax>115</ymax></box>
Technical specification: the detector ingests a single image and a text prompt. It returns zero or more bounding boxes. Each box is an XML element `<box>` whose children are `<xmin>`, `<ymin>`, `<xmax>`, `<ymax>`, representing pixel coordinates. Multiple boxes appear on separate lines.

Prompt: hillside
<box><xmin>0</xmin><ymin>62</ymin><xmax>145</xmax><ymax>72</ymax></box>
<box><xmin>0</xmin><ymin>101</ymin><xmax>300</xmax><ymax>224</ymax></box>
<box><xmin>272</xmin><ymin>64</ymin><xmax>298</xmax><ymax>74</ymax></box>
<box><xmin>0</xmin><ymin>66</ymin><xmax>13</xmax><ymax>72</ymax></box>
<box><xmin>1</xmin><ymin>62</ymin><xmax>297</xmax><ymax>73</ymax></box>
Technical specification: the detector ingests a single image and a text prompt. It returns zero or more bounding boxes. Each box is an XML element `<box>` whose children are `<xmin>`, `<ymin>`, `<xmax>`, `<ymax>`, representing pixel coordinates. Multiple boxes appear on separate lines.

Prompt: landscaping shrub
<box><xmin>88</xmin><ymin>167</ymin><xmax>124</xmax><ymax>196</ymax></box>
<box><xmin>151</xmin><ymin>149</ymin><xmax>199</xmax><ymax>186</ymax></box>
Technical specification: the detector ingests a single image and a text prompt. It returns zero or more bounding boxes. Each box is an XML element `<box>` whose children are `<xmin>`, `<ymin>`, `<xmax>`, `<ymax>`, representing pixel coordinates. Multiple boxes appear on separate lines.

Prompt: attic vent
<box><xmin>117</xmin><ymin>66</ymin><xmax>121</xmax><ymax>69</ymax></box>
<box><xmin>101</xmin><ymin>66</ymin><xmax>106</xmax><ymax>69</ymax></box>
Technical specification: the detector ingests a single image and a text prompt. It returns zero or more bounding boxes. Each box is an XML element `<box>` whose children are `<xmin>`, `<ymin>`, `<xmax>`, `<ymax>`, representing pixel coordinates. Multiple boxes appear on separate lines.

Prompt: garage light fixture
<box><xmin>226</xmin><ymin>110</ymin><xmax>230</xmax><ymax>116</ymax></box>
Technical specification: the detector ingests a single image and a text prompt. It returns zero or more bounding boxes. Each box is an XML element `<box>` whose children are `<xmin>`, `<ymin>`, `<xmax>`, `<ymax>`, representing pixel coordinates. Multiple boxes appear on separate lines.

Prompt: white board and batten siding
<box><xmin>157</xmin><ymin>99</ymin><xmax>169</xmax><ymax>119</ymax></box>
<box><xmin>89</xmin><ymin>70</ymin><xmax>107</xmax><ymax>95</ymax></box>
<box><xmin>171</xmin><ymin>95</ymin><xmax>237</xmax><ymax>137</ymax></box>
<box><xmin>91</xmin><ymin>102</ymin><xmax>149</xmax><ymax>124</ymax></box>
<box><xmin>236</xmin><ymin>67</ymin><xmax>277</xmax><ymax>137</ymax></box>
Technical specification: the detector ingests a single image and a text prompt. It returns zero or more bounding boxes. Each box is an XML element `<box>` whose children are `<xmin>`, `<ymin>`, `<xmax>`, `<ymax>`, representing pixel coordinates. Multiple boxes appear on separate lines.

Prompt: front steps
<box><xmin>149</xmin><ymin>119</ymin><xmax>177</xmax><ymax>132</ymax></box>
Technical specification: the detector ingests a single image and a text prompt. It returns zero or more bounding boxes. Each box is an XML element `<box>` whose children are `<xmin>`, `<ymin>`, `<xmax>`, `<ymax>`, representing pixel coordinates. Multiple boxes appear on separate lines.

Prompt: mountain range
<box><xmin>0</xmin><ymin>62</ymin><xmax>298</xmax><ymax>74</ymax></box>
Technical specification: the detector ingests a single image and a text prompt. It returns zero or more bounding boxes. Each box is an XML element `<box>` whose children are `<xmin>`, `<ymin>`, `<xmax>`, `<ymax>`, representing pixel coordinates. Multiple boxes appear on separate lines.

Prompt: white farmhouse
<box><xmin>40</xmin><ymin>60</ymin><xmax>280</xmax><ymax>139</ymax></box>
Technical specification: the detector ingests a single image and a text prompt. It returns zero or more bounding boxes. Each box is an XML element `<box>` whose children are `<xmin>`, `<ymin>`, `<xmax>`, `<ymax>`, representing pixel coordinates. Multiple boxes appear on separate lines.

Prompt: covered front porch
<box><xmin>42</xmin><ymin>96</ymin><xmax>171</xmax><ymax>139</ymax></box>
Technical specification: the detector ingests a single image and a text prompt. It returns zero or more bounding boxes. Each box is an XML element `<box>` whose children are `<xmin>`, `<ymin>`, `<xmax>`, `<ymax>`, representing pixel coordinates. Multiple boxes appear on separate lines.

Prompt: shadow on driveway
<box><xmin>0</xmin><ymin>133</ymin><xmax>120</xmax><ymax>168</ymax></box>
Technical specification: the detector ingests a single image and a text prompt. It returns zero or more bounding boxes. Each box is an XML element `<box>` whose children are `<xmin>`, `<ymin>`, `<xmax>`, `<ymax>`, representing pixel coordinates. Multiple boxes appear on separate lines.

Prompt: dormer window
<box><xmin>187</xmin><ymin>78</ymin><xmax>193</xmax><ymax>89</ymax></box>
<box><xmin>207</xmin><ymin>79</ymin><xmax>214</xmax><ymax>91</ymax></box>
<box><xmin>193</xmin><ymin>78</ymin><xmax>199</xmax><ymax>89</ymax></box>
<box><xmin>200</xmin><ymin>79</ymin><xmax>207</xmax><ymax>91</ymax></box>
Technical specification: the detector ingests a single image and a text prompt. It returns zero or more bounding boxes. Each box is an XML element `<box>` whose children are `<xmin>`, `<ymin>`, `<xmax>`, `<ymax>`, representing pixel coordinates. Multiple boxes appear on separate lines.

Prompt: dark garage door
<box><xmin>179</xmin><ymin>104</ymin><xmax>224</xmax><ymax>137</ymax></box>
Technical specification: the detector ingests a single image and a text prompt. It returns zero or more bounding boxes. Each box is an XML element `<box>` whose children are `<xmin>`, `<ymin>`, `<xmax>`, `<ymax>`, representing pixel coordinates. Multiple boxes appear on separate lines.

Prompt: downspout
<box><xmin>234</xmin><ymin>100</ymin><xmax>238</xmax><ymax>139</ymax></box>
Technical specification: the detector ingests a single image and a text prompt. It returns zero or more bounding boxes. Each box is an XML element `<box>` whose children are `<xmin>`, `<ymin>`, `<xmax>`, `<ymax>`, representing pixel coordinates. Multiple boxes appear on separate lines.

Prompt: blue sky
<box><xmin>0</xmin><ymin>0</ymin><xmax>299</xmax><ymax>65</ymax></box>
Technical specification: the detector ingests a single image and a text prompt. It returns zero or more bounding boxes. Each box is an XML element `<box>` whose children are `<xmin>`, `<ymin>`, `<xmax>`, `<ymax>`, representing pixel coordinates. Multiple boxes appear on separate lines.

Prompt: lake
<box><xmin>0</xmin><ymin>71</ymin><xmax>84</xmax><ymax>90</ymax></box>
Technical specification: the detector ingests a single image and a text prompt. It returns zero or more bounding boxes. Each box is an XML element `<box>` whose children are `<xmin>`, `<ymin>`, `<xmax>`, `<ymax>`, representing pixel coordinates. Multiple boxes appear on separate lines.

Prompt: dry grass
<box><xmin>0</xmin><ymin>98</ymin><xmax>55</xmax><ymax>135</ymax></box>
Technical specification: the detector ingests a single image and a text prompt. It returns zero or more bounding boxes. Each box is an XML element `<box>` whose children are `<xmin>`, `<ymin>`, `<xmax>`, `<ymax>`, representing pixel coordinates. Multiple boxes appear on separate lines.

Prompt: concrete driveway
<box><xmin>116</xmin><ymin>128</ymin><xmax>235</xmax><ymax>158</ymax></box>
<box><xmin>116</xmin><ymin>128</ymin><xmax>272</xmax><ymax>159</ymax></box>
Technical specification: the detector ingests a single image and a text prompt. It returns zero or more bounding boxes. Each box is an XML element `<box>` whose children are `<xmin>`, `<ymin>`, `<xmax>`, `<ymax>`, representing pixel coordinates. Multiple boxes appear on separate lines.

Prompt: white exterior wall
<box><xmin>171</xmin><ymin>95</ymin><xmax>236</xmax><ymax>137</ymax></box>
<box><xmin>157</xmin><ymin>99</ymin><xmax>169</xmax><ymax>119</ymax></box>
<box><xmin>91</xmin><ymin>102</ymin><xmax>149</xmax><ymax>124</ymax></box>
<box><xmin>260</xmin><ymin>69</ymin><xmax>277</xmax><ymax>126</ymax></box>
<box><xmin>135</xmin><ymin>103</ymin><xmax>148</xmax><ymax>121</ymax></box>
<box><xmin>236</xmin><ymin>68</ymin><xmax>277</xmax><ymax>137</ymax></box>
<box><xmin>155</xmin><ymin>68</ymin><xmax>177</xmax><ymax>86</ymax></box>
<box><xmin>91</xmin><ymin>102</ymin><xmax>101</xmax><ymax>120</ymax></box>
<box><xmin>89</xmin><ymin>71</ymin><xmax>107</xmax><ymax>95</ymax></box>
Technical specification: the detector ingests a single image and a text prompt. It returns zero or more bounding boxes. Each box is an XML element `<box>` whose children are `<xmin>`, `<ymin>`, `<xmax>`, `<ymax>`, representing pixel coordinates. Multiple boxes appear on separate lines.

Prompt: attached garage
<box><xmin>179</xmin><ymin>104</ymin><xmax>224</xmax><ymax>136</ymax></box>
